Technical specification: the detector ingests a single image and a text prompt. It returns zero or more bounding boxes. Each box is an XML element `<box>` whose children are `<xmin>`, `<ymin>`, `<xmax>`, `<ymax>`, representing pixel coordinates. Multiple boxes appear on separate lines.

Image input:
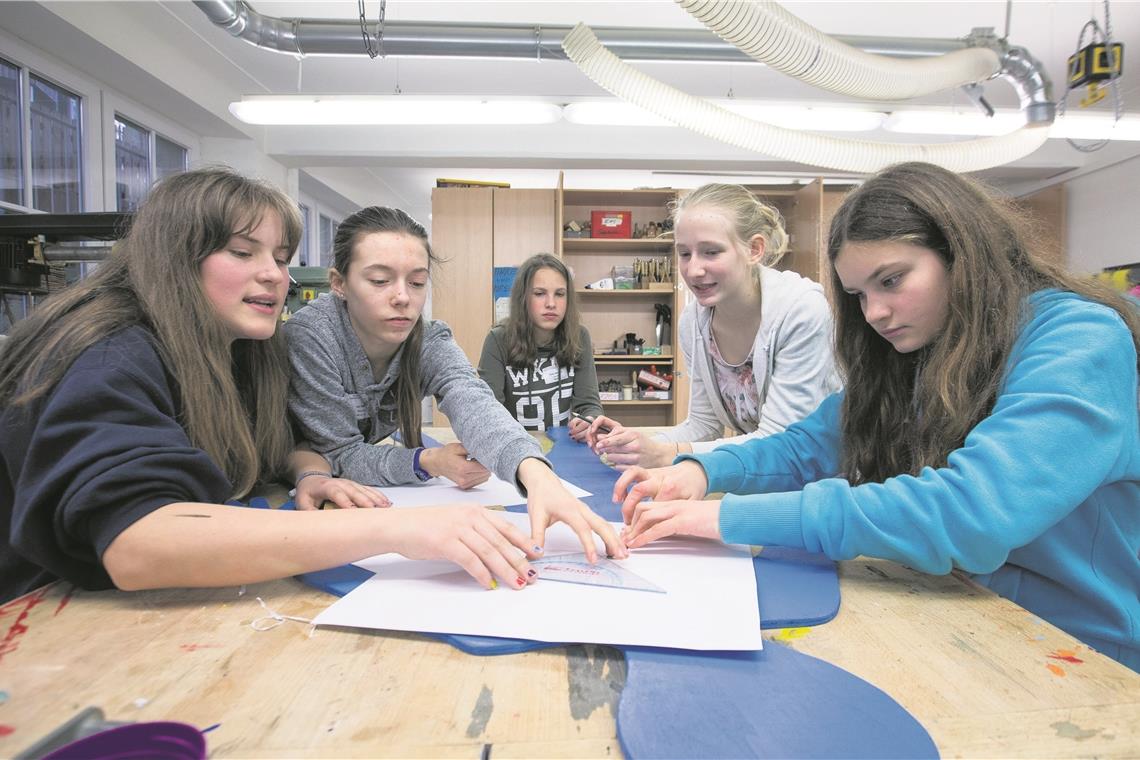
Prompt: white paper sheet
<box><xmin>314</xmin><ymin>511</ymin><xmax>762</xmax><ymax>651</ymax></box>
<box><xmin>373</xmin><ymin>473</ymin><xmax>589</xmax><ymax>509</ymax></box>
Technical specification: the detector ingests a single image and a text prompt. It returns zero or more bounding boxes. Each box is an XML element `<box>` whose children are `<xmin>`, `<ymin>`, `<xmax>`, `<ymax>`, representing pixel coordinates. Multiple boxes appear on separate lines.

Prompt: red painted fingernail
<box><xmin>516</xmin><ymin>577</ymin><xmax>525</xmax><ymax>587</ymax></box>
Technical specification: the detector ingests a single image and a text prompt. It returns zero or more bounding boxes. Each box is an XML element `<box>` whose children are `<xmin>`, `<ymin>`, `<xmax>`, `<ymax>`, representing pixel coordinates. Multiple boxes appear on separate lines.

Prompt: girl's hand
<box><xmin>568</xmin><ymin>415</ymin><xmax>591</xmax><ymax>442</ymax></box>
<box><xmin>594</xmin><ymin>429</ymin><xmax>678</xmax><ymax>469</ymax></box>
<box><xmin>583</xmin><ymin>414</ymin><xmax>622</xmax><ymax>448</ymax></box>
<box><xmin>295</xmin><ymin>475</ymin><xmax>392</xmax><ymax>510</ymax></box>
<box><xmin>613</xmin><ymin>461</ymin><xmax>710</xmax><ymax>523</ymax></box>
<box><xmin>517</xmin><ymin>458</ymin><xmax>627</xmax><ymax>562</ymax></box>
<box><xmin>622</xmin><ymin>499</ymin><xmax>723</xmax><ymax>549</ymax></box>
<box><xmin>421</xmin><ymin>443</ymin><xmax>492</xmax><ymax>489</ymax></box>
<box><xmin>386</xmin><ymin>505</ymin><xmax>538</xmax><ymax>590</ymax></box>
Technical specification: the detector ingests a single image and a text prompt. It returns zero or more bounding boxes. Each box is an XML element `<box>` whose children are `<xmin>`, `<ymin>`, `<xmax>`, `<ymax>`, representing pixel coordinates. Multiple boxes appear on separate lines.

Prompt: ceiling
<box><xmin>4</xmin><ymin>1</ymin><xmax>1139</xmax><ymax>223</ymax></box>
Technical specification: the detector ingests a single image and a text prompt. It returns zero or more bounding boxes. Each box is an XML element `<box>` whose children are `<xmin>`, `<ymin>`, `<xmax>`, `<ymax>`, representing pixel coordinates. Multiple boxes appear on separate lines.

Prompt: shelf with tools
<box><xmin>557</xmin><ymin>181</ymin><xmax>683</xmax><ymax>427</ymax></box>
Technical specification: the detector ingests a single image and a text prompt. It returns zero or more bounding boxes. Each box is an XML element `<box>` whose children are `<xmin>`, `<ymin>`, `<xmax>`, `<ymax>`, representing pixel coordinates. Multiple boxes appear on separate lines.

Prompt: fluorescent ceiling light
<box><xmin>563</xmin><ymin>101</ymin><xmax>673</xmax><ymax>127</ymax></box>
<box><xmin>1049</xmin><ymin>113</ymin><xmax>1140</xmax><ymax>141</ymax></box>
<box><xmin>883</xmin><ymin>110</ymin><xmax>1026</xmax><ymax>136</ymax></box>
<box><xmin>564</xmin><ymin>100</ymin><xmax>885</xmax><ymax>131</ymax></box>
<box><xmin>229</xmin><ymin>96</ymin><xmax>563</xmax><ymax>125</ymax></box>
<box><xmin>885</xmin><ymin>109</ymin><xmax>1140</xmax><ymax>141</ymax></box>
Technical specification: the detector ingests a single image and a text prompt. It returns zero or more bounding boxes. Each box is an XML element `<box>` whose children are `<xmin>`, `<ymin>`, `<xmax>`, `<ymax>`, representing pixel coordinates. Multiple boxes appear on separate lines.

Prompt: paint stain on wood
<box><xmin>466</xmin><ymin>685</ymin><xmax>494</xmax><ymax>738</ymax></box>
<box><xmin>1046</xmin><ymin>663</ymin><xmax>1066</xmax><ymax>677</ymax></box>
<box><xmin>1051</xmin><ymin>720</ymin><xmax>1100</xmax><ymax>741</ymax></box>
<box><xmin>772</xmin><ymin>627</ymin><xmax>811</xmax><ymax>642</ymax></box>
<box><xmin>179</xmin><ymin>643</ymin><xmax>223</xmax><ymax>653</ymax></box>
<box><xmin>1047</xmin><ymin>648</ymin><xmax>1084</xmax><ymax>664</ymax></box>
<box><xmin>0</xmin><ymin>587</ymin><xmax>50</xmax><ymax>665</ymax></box>
<box><xmin>565</xmin><ymin>644</ymin><xmax>626</xmax><ymax>721</ymax></box>
<box><xmin>53</xmin><ymin>586</ymin><xmax>75</xmax><ymax>617</ymax></box>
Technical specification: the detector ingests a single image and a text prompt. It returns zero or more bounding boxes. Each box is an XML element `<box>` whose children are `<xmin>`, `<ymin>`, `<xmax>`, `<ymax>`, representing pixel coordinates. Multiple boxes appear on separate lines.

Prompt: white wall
<box><xmin>1065</xmin><ymin>154</ymin><xmax>1140</xmax><ymax>274</ymax></box>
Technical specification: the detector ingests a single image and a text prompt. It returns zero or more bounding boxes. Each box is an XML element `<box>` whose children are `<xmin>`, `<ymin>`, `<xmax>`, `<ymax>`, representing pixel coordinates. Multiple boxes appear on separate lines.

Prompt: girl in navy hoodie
<box><xmin>0</xmin><ymin>168</ymin><xmax>541</xmax><ymax>603</ymax></box>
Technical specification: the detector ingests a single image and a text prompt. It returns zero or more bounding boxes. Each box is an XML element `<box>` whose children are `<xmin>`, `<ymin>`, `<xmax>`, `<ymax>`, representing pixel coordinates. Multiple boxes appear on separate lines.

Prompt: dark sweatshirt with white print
<box><xmin>477</xmin><ymin>324</ymin><xmax>603</xmax><ymax>431</ymax></box>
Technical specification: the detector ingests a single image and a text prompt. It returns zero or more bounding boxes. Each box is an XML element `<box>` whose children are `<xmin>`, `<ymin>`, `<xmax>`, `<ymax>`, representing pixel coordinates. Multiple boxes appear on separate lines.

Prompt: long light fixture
<box><xmin>230</xmin><ymin>94</ymin><xmax>1140</xmax><ymax>143</ymax></box>
<box><xmin>567</xmin><ymin>100</ymin><xmax>1140</xmax><ymax>142</ymax></box>
<box><xmin>884</xmin><ymin>109</ymin><xmax>1140</xmax><ymax>141</ymax></box>
<box><xmin>564</xmin><ymin>101</ymin><xmax>886</xmax><ymax>132</ymax></box>
<box><xmin>229</xmin><ymin>96</ymin><xmax>563</xmax><ymax>125</ymax></box>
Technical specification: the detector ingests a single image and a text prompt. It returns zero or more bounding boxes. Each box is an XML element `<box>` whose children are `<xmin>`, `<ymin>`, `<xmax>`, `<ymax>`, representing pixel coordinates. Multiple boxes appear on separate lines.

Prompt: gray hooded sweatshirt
<box><xmin>284</xmin><ymin>293</ymin><xmax>546</xmax><ymax>486</ymax></box>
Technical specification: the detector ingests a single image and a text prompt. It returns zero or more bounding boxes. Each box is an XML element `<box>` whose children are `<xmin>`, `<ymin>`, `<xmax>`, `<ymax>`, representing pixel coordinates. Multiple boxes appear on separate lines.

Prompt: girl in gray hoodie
<box><xmin>285</xmin><ymin>207</ymin><xmax>624</xmax><ymax>568</ymax></box>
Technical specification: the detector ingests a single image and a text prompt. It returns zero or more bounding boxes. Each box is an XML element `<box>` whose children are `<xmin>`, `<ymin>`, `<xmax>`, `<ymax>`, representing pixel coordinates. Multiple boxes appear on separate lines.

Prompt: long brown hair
<box><xmin>330</xmin><ymin>206</ymin><xmax>438</xmax><ymax>449</ymax></box>
<box><xmin>0</xmin><ymin>167</ymin><xmax>302</xmax><ymax>495</ymax></box>
<box><xmin>827</xmin><ymin>161</ymin><xmax>1140</xmax><ymax>483</ymax></box>
<box><xmin>501</xmin><ymin>253</ymin><xmax>583</xmax><ymax>367</ymax></box>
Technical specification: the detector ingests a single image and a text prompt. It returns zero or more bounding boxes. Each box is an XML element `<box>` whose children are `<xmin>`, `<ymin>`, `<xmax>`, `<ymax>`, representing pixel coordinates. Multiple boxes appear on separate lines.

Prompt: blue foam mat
<box><xmin>285</xmin><ymin>426</ymin><xmax>838</xmax><ymax>653</ymax></box>
<box><xmin>619</xmin><ymin>643</ymin><xmax>938</xmax><ymax>759</ymax></box>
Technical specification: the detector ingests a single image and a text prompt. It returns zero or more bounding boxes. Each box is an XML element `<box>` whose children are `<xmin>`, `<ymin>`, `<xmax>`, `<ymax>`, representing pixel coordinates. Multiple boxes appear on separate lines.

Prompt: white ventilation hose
<box><xmin>678</xmin><ymin>0</ymin><xmax>1002</xmax><ymax>100</ymax></box>
<box><xmin>562</xmin><ymin>24</ymin><xmax>1048</xmax><ymax>174</ymax></box>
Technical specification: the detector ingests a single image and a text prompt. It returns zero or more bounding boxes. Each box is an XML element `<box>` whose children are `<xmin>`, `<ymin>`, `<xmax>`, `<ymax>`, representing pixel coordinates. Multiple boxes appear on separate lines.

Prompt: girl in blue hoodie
<box><xmin>615</xmin><ymin>162</ymin><xmax>1140</xmax><ymax>671</ymax></box>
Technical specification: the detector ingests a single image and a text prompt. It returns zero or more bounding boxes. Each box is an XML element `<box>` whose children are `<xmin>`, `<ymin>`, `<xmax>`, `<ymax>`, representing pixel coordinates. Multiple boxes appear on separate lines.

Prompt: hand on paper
<box><xmin>295</xmin><ymin>475</ymin><xmax>392</xmax><ymax>510</ymax></box>
<box><xmin>622</xmin><ymin>499</ymin><xmax>723</xmax><ymax>549</ymax></box>
<box><xmin>567</xmin><ymin>415</ymin><xmax>591</xmax><ymax>442</ymax></box>
<box><xmin>613</xmin><ymin>461</ymin><xmax>710</xmax><ymax>523</ymax></box>
<box><xmin>421</xmin><ymin>443</ymin><xmax>491</xmax><ymax>489</ymax></box>
<box><xmin>517</xmin><ymin>458</ymin><xmax>628</xmax><ymax>563</ymax></box>
<box><xmin>387</xmin><ymin>504</ymin><xmax>538</xmax><ymax>590</ymax></box>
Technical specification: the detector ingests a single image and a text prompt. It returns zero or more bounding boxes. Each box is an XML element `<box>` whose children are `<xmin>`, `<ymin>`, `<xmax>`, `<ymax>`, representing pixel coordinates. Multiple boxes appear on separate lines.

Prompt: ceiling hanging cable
<box><xmin>1057</xmin><ymin>0</ymin><xmax>1123</xmax><ymax>153</ymax></box>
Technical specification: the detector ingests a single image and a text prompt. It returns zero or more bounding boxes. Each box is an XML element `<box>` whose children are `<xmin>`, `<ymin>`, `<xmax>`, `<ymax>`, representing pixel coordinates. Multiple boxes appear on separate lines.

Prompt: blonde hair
<box><xmin>0</xmin><ymin>167</ymin><xmax>302</xmax><ymax>496</ymax></box>
<box><xmin>672</xmin><ymin>183</ymin><xmax>789</xmax><ymax>287</ymax></box>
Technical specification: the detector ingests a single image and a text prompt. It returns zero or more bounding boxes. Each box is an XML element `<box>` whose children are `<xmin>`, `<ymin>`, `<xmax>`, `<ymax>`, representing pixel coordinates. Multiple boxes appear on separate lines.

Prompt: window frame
<box><xmin>104</xmin><ymin>89</ymin><xmax>196</xmax><ymax>212</ymax></box>
<box><xmin>0</xmin><ymin>39</ymin><xmax>99</xmax><ymax>214</ymax></box>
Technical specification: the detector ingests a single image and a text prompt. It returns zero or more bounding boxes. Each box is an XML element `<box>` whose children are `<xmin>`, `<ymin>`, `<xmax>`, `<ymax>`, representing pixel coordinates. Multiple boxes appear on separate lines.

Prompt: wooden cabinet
<box><xmin>429</xmin><ymin>187</ymin><xmax>556</xmax><ymax>424</ymax></box>
<box><xmin>557</xmin><ymin>186</ymin><xmax>686</xmax><ymax>426</ymax></box>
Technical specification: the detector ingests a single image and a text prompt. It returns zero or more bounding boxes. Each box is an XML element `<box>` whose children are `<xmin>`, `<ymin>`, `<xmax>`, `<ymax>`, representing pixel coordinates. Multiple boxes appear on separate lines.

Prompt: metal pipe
<box><xmin>193</xmin><ymin>0</ymin><xmax>971</xmax><ymax>62</ymax></box>
<box><xmin>194</xmin><ymin>0</ymin><xmax>1051</xmax><ymax>120</ymax></box>
<box><xmin>41</xmin><ymin>244</ymin><xmax>113</xmax><ymax>263</ymax></box>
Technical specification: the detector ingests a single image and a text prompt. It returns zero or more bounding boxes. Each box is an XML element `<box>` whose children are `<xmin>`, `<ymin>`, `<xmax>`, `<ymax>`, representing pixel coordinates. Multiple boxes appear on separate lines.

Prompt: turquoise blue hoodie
<box><xmin>682</xmin><ymin>291</ymin><xmax>1140</xmax><ymax>671</ymax></box>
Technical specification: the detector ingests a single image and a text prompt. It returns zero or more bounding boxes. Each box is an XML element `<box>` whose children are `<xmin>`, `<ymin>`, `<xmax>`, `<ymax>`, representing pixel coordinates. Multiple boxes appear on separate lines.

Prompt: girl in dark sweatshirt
<box><xmin>0</xmin><ymin>168</ymin><xmax>545</xmax><ymax>602</ymax></box>
<box><xmin>478</xmin><ymin>253</ymin><xmax>603</xmax><ymax>439</ymax></box>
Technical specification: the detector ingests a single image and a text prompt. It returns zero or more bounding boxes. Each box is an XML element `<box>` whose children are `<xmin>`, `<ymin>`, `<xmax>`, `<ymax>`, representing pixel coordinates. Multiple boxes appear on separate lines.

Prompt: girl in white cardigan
<box><xmin>587</xmin><ymin>183</ymin><xmax>840</xmax><ymax>468</ymax></box>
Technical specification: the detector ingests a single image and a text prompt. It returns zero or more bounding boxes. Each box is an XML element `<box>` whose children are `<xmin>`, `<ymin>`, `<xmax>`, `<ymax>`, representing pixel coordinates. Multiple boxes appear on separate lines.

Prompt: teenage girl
<box><xmin>615</xmin><ymin>163</ymin><xmax>1140</xmax><ymax>671</ymax></box>
<box><xmin>285</xmin><ymin>208</ymin><xmax>625</xmax><ymax>561</ymax></box>
<box><xmin>0</xmin><ymin>168</ymin><xmax>542</xmax><ymax>602</ymax></box>
<box><xmin>478</xmin><ymin>253</ymin><xmax>602</xmax><ymax>442</ymax></box>
<box><xmin>587</xmin><ymin>183</ymin><xmax>840</xmax><ymax>468</ymax></box>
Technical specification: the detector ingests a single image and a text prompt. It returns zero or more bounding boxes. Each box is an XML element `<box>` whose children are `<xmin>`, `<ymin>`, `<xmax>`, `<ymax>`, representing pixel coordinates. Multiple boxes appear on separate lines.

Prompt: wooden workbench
<box><xmin>1</xmin><ymin>429</ymin><xmax>1137</xmax><ymax>758</ymax></box>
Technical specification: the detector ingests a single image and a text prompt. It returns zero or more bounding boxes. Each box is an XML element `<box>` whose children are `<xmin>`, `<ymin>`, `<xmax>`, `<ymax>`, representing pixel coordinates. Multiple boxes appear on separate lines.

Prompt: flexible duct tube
<box><xmin>677</xmin><ymin>0</ymin><xmax>1002</xmax><ymax>100</ymax></box>
<box><xmin>562</xmin><ymin>24</ymin><xmax>1048</xmax><ymax>174</ymax></box>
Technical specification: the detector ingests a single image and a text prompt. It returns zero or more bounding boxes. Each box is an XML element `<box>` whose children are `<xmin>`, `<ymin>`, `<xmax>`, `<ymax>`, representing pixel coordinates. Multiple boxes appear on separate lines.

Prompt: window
<box><xmin>29</xmin><ymin>74</ymin><xmax>82</xmax><ymax>213</ymax></box>
<box><xmin>114</xmin><ymin>116</ymin><xmax>149</xmax><ymax>212</ymax></box>
<box><xmin>319</xmin><ymin>213</ymin><xmax>337</xmax><ymax>268</ymax></box>
<box><xmin>114</xmin><ymin>115</ymin><xmax>187</xmax><ymax>211</ymax></box>
<box><xmin>0</xmin><ymin>58</ymin><xmax>22</xmax><ymax>207</ymax></box>
<box><xmin>298</xmin><ymin>202</ymin><xmax>312</xmax><ymax>266</ymax></box>
<box><xmin>1</xmin><ymin>58</ymin><xmax>84</xmax><ymax>214</ymax></box>
<box><xmin>155</xmin><ymin>134</ymin><xmax>187</xmax><ymax>180</ymax></box>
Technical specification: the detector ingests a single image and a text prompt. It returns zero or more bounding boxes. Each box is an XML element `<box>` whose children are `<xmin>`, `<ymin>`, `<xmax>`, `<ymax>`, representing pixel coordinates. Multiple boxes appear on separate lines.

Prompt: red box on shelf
<box><xmin>591</xmin><ymin>210</ymin><xmax>632</xmax><ymax>238</ymax></box>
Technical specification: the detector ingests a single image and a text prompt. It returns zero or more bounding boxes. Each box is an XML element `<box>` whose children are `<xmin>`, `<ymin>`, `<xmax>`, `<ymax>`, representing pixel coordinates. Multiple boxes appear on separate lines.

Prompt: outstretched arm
<box><xmin>103</xmin><ymin>501</ymin><xmax>539</xmax><ymax>591</ymax></box>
